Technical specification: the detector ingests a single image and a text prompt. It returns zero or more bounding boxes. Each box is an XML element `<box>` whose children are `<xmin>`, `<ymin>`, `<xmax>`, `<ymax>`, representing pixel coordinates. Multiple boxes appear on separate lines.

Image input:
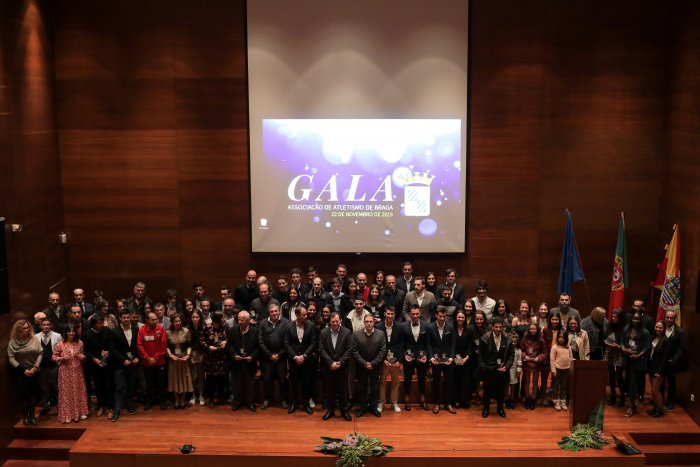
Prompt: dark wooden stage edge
<box><xmin>50</xmin><ymin>401</ymin><xmax>699</xmax><ymax>467</ymax></box>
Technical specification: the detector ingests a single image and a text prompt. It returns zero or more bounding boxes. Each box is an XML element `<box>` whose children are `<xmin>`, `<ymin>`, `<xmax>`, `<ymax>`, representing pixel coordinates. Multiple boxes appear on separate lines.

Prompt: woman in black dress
<box><xmin>452</xmin><ymin>310</ymin><xmax>474</xmax><ymax>408</ymax></box>
<box><xmin>647</xmin><ymin>320</ymin><xmax>670</xmax><ymax>417</ymax></box>
<box><xmin>620</xmin><ymin>312</ymin><xmax>651</xmax><ymax>417</ymax></box>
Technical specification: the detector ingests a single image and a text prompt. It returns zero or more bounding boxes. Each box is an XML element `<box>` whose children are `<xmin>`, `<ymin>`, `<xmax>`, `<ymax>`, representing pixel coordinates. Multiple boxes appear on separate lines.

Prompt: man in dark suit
<box><xmin>435</xmin><ymin>268</ymin><xmax>465</xmax><ymax>306</ymax></box>
<box><xmin>284</xmin><ymin>306</ymin><xmax>317</xmax><ymax>414</ymax></box>
<box><xmin>328</xmin><ymin>278</ymin><xmax>353</xmax><ymax>316</ymax></box>
<box><xmin>664</xmin><ymin>310</ymin><xmax>686</xmax><ymax>411</ymax></box>
<box><xmin>71</xmin><ymin>288</ymin><xmax>95</xmax><ymax>319</ymax></box>
<box><xmin>402</xmin><ymin>304</ymin><xmax>430</xmax><ymax>411</ymax></box>
<box><xmin>210</xmin><ymin>285</ymin><xmax>233</xmax><ymax>313</ymax></box>
<box><xmin>234</xmin><ymin>270</ymin><xmax>259</xmax><ymax>311</ymax></box>
<box><xmin>318</xmin><ymin>312</ymin><xmax>354</xmax><ymax>421</ymax></box>
<box><xmin>479</xmin><ymin>317</ymin><xmax>514</xmax><ymax>418</ymax></box>
<box><xmin>324</xmin><ymin>264</ymin><xmax>349</xmax><ymax>293</ymax></box>
<box><xmin>126</xmin><ymin>281</ymin><xmax>152</xmax><ymax>321</ymax></box>
<box><xmin>43</xmin><ymin>291</ymin><xmax>65</xmax><ymax>330</ymax></box>
<box><xmin>226</xmin><ymin>311</ymin><xmax>259</xmax><ymax>412</ymax></box>
<box><xmin>352</xmin><ymin>314</ymin><xmax>386</xmax><ymax>417</ymax></box>
<box><xmin>396</xmin><ymin>261</ymin><xmax>415</xmax><ymax>293</ymax></box>
<box><xmin>258</xmin><ymin>303</ymin><xmax>289</xmax><ymax>409</ymax></box>
<box><xmin>429</xmin><ymin>288</ymin><xmax>461</xmax><ymax>324</ymax></box>
<box><xmin>428</xmin><ymin>308</ymin><xmax>456</xmax><ymax>414</ymax></box>
<box><xmin>110</xmin><ymin>309</ymin><xmax>140</xmax><ymax>421</ymax></box>
<box><xmin>381</xmin><ymin>276</ymin><xmax>405</xmax><ymax>320</ymax></box>
<box><xmin>375</xmin><ymin>307</ymin><xmax>403</xmax><ymax>412</ymax></box>
<box><xmin>305</xmin><ymin>277</ymin><xmax>330</xmax><ymax>310</ymax></box>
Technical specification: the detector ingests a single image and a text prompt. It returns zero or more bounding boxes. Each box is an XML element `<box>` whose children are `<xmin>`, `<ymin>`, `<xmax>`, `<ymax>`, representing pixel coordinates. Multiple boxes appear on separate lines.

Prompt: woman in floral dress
<box><xmin>52</xmin><ymin>322</ymin><xmax>89</xmax><ymax>423</ymax></box>
<box><xmin>200</xmin><ymin>312</ymin><xmax>228</xmax><ymax>407</ymax></box>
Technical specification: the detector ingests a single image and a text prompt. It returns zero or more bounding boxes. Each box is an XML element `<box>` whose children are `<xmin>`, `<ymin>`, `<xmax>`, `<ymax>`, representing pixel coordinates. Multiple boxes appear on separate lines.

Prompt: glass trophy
<box><xmin>386</xmin><ymin>350</ymin><xmax>395</xmax><ymax>364</ymax></box>
<box><xmin>406</xmin><ymin>347</ymin><xmax>413</xmax><ymax>359</ymax></box>
<box><xmin>126</xmin><ymin>351</ymin><xmax>133</xmax><ymax>360</ymax></box>
<box><xmin>437</xmin><ymin>352</ymin><xmax>447</xmax><ymax>364</ymax></box>
<box><xmin>418</xmin><ymin>350</ymin><xmax>426</xmax><ymax>360</ymax></box>
<box><xmin>454</xmin><ymin>354</ymin><xmax>463</xmax><ymax>365</ymax></box>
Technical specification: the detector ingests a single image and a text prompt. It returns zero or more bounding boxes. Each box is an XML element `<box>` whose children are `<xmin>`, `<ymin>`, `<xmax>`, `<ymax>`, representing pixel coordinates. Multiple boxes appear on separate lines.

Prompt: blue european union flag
<box><xmin>557</xmin><ymin>210</ymin><xmax>585</xmax><ymax>295</ymax></box>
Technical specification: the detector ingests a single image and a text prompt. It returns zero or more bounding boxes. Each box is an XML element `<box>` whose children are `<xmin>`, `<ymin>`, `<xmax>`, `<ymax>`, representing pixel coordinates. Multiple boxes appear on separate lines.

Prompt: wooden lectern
<box><xmin>568</xmin><ymin>360</ymin><xmax>607</xmax><ymax>428</ymax></box>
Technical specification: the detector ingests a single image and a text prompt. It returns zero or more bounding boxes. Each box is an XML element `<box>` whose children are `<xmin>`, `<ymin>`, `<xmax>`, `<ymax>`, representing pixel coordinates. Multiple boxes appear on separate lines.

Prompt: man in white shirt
<box><xmin>36</xmin><ymin>318</ymin><xmax>61</xmax><ymax>416</ymax></box>
<box><xmin>471</xmin><ymin>280</ymin><xmax>496</xmax><ymax>321</ymax></box>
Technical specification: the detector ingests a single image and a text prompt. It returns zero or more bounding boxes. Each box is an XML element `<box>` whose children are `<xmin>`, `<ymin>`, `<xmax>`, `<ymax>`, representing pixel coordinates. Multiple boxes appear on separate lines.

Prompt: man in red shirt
<box><xmin>137</xmin><ymin>312</ymin><xmax>167</xmax><ymax>410</ymax></box>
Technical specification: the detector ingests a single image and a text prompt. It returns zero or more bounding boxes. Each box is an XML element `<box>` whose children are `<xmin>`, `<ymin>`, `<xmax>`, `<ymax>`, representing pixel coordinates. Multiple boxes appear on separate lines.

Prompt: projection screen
<box><xmin>247</xmin><ymin>0</ymin><xmax>469</xmax><ymax>253</ymax></box>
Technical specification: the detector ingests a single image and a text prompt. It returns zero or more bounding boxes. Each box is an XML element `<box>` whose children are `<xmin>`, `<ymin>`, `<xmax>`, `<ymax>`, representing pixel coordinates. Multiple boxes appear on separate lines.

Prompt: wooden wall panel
<box><xmin>664</xmin><ymin>0</ymin><xmax>700</xmax><ymax>425</ymax></box>
<box><xmin>52</xmin><ymin>0</ymin><xmax>674</xmax><ymax>322</ymax></box>
<box><xmin>0</xmin><ymin>0</ymin><xmax>66</xmax><ymax>449</ymax></box>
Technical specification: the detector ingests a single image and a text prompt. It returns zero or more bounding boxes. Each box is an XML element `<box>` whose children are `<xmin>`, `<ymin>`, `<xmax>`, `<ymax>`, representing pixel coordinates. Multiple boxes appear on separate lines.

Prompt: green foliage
<box><xmin>316</xmin><ymin>433</ymin><xmax>393</xmax><ymax>467</ymax></box>
<box><xmin>559</xmin><ymin>423</ymin><xmax>605</xmax><ymax>452</ymax></box>
<box><xmin>587</xmin><ymin>398</ymin><xmax>605</xmax><ymax>432</ymax></box>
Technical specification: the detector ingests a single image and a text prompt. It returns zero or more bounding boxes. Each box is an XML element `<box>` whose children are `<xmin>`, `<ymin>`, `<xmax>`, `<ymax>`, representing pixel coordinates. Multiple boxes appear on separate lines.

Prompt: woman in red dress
<box><xmin>52</xmin><ymin>323</ymin><xmax>89</xmax><ymax>423</ymax></box>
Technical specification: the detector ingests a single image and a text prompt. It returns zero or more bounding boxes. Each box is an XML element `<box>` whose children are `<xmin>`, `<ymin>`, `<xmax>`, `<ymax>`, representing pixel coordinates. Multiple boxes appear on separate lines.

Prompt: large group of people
<box><xmin>8</xmin><ymin>262</ymin><xmax>687</xmax><ymax>425</ymax></box>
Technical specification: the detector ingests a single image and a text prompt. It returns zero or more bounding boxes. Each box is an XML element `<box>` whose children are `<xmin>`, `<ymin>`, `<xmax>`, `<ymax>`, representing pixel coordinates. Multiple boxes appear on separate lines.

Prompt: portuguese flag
<box><xmin>607</xmin><ymin>213</ymin><xmax>627</xmax><ymax>319</ymax></box>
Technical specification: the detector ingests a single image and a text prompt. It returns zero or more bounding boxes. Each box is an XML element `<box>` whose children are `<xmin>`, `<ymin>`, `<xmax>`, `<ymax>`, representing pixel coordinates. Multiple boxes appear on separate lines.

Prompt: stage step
<box><xmin>2</xmin><ymin>461</ymin><xmax>70</xmax><ymax>467</ymax></box>
<box><xmin>1</xmin><ymin>426</ymin><xmax>84</xmax><ymax>464</ymax></box>
<box><xmin>628</xmin><ymin>432</ymin><xmax>700</xmax><ymax>466</ymax></box>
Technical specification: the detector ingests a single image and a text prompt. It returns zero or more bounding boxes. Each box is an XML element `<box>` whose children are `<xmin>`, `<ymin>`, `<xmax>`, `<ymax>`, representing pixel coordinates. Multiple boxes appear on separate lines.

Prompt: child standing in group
<box><xmin>506</xmin><ymin>334</ymin><xmax>522</xmax><ymax>409</ymax></box>
<box><xmin>550</xmin><ymin>332</ymin><xmax>573</xmax><ymax>411</ymax></box>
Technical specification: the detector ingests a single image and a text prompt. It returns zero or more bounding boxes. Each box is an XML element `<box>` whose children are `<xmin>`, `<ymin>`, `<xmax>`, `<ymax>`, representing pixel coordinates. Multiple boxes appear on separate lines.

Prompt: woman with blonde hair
<box><xmin>8</xmin><ymin>319</ymin><xmax>43</xmax><ymax>425</ymax></box>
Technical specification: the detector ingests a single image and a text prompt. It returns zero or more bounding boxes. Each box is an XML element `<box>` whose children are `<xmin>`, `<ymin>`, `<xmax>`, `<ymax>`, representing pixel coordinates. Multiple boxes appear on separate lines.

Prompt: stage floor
<box><xmin>24</xmin><ymin>397</ymin><xmax>699</xmax><ymax>467</ymax></box>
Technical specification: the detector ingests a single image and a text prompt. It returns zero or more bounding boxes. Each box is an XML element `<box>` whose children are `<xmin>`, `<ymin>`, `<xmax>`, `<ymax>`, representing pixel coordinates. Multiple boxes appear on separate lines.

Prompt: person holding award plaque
<box><xmin>83</xmin><ymin>315</ymin><xmax>114</xmax><ymax>418</ymax></box>
<box><xmin>227</xmin><ymin>311</ymin><xmax>259</xmax><ymax>412</ymax></box>
<box><xmin>452</xmin><ymin>310</ymin><xmax>474</xmax><ymax>408</ymax></box>
<box><xmin>428</xmin><ymin>308</ymin><xmax>456</xmax><ymax>414</ymax></box>
<box><xmin>166</xmin><ymin>314</ymin><xmax>192</xmax><ymax>409</ymax></box>
<box><xmin>401</xmin><ymin>304</ymin><xmax>430</xmax><ymax>411</ymax></box>
<box><xmin>620</xmin><ymin>312</ymin><xmax>650</xmax><ymax>417</ymax></box>
<box><xmin>376</xmin><ymin>307</ymin><xmax>403</xmax><ymax>413</ymax></box>
<box><xmin>478</xmin><ymin>317</ymin><xmax>514</xmax><ymax>418</ymax></box>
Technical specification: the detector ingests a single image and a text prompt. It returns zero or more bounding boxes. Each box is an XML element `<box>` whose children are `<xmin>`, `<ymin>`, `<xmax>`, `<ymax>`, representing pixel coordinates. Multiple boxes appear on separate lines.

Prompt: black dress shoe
<box><xmin>40</xmin><ymin>407</ymin><xmax>50</xmax><ymax>416</ymax></box>
<box><xmin>446</xmin><ymin>405</ymin><xmax>456</xmax><ymax>414</ymax></box>
<box><xmin>404</xmin><ymin>402</ymin><xmax>411</xmax><ymax>411</ymax></box>
<box><xmin>143</xmin><ymin>402</ymin><xmax>153</xmax><ymax>411</ymax></box>
<box><xmin>261</xmin><ymin>400</ymin><xmax>270</xmax><ymax>410</ymax></box>
<box><xmin>29</xmin><ymin>418</ymin><xmax>37</xmax><ymax>425</ymax></box>
<box><xmin>651</xmin><ymin>408</ymin><xmax>664</xmax><ymax>418</ymax></box>
<box><xmin>420</xmin><ymin>401</ymin><xmax>429</xmax><ymax>411</ymax></box>
<box><xmin>248</xmin><ymin>403</ymin><xmax>257</xmax><ymax>412</ymax></box>
<box><xmin>356</xmin><ymin>406</ymin><xmax>368</xmax><ymax>417</ymax></box>
<box><xmin>22</xmin><ymin>417</ymin><xmax>30</xmax><ymax>426</ymax></box>
<box><xmin>371</xmin><ymin>407</ymin><xmax>382</xmax><ymax>417</ymax></box>
<box><xmin>482</xmin><ymin>409</ymin><xmax>489</xmax><ymax>418</ymax></box>
<box><xmin>231</xmin><ymin>401</ymin><xmax>242</xmax><ymax>411</ymax></box>
<box><xmin>607</xmin><ymin>397</ymin><xmax>617</xmax><ymax>406</ymax></box>
<box><xmin>322</xmin><ymin>410</ymin><xmax>335</xmax><ymax>420</ymax></box>
<box><xmin>111</xmin><ymin>411</ymin><xmax>120</xmax><ymax>422</ymax></box>
<box><xmin>281</xmin><ymin>401</ymin><xmax>289</xmax><ymax>409</ymax></box>
<box><xmin>288</xmin><ymin>405</ymin><xmax>297</xmax><ymax>414</ymax></box>
<box><xmin>341</xmin><ymin>410</ymin><xmax>353</xmax><ymax>421</ymax></box>
<box><xmin>127</xmin><ymin>405</ymin><xmax>136</xmax><ymax>415</ymax></box>
<box><xmin>304</xmin><ymin>405</ymin><xmax>313</xmax><ymax>415</ymax></box>
<box><xmin>497</xmin><ymin>407</ymin><xmax>506</xmax><ymax>418</ymax></box>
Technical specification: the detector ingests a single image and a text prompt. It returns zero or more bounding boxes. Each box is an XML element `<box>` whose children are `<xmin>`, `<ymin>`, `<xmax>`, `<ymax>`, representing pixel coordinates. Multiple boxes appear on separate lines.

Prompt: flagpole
<box><xmin>570</xmin><ymin>213</ymin><xmax>593</xmax><ymax>313</ymax></box>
